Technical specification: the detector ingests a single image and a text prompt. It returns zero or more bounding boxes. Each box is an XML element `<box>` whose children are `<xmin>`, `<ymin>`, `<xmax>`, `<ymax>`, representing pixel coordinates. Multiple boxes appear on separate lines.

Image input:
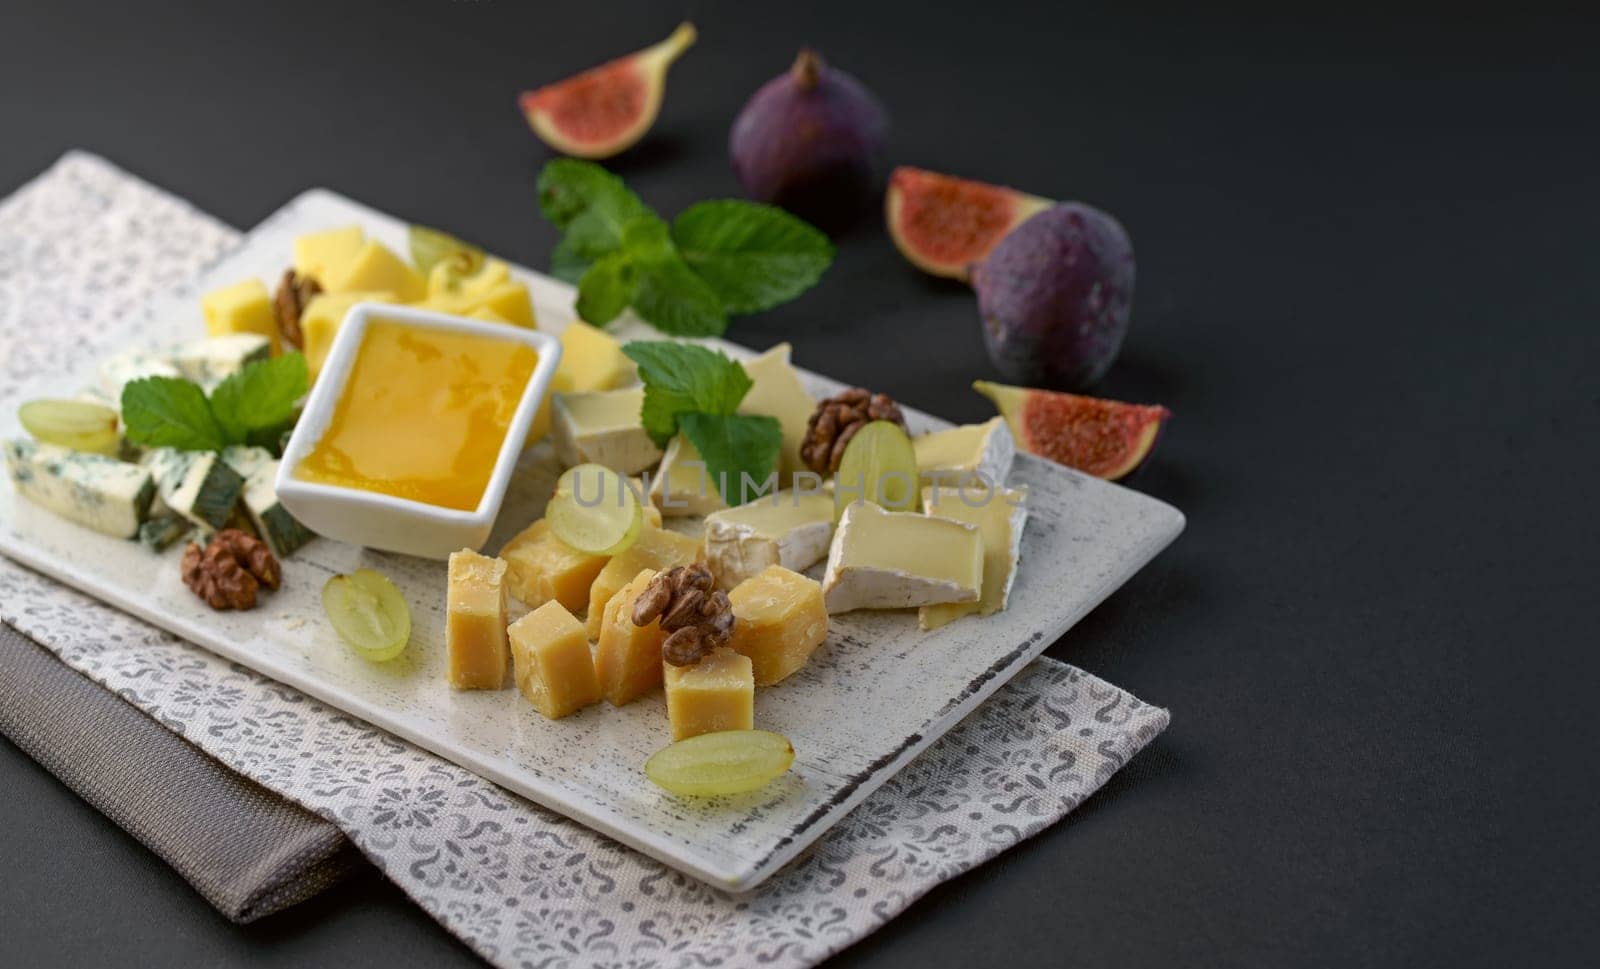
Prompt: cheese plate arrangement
<box><xmin>0</xmin><ymin>184</ymin><xmax>1183</xmax><ymax>891</ymax></box>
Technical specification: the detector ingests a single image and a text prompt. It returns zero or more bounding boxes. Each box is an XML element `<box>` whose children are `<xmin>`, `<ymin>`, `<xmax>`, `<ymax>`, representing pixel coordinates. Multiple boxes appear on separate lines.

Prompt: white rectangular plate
<box><xmin>0</xmin><ymin>189</ymin><xmax>1184</xmax><ymax>891</ymax></box>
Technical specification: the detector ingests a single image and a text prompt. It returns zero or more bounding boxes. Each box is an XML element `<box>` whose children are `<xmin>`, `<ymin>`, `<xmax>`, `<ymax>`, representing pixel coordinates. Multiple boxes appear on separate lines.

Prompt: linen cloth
<box><xmin>0</xmin><ymin>152</ymin><xmax>1170</xmax><ymax>968</ymax></box>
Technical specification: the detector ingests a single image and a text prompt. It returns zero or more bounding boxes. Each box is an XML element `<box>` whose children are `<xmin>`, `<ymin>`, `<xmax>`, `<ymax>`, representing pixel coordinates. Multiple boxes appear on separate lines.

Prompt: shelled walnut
<box><xmin>273</xmin><ymin>269</ymin><xmax>320</xmax><ymax>350</ymax></box>
<box><xmin>800</xmin><ymin>387</ymin><xmax>908</xmax><ymax>474</ymax></box>
<box><xmin>181</xmin><ymin>528</ymin><xmax>281</xmax><ymax>611</ymax></box>
<box><xmin>632</xmin><ymin>564</ymin><xmax>735</xmax><ymax>666</ymax></box>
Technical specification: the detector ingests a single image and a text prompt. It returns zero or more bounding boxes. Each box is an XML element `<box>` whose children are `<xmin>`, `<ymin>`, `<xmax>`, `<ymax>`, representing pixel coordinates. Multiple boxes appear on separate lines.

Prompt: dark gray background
<box><xmin>2</xmin><ymin>1</ymin><xmax>1596</xmax><ymax>966</ymax></box>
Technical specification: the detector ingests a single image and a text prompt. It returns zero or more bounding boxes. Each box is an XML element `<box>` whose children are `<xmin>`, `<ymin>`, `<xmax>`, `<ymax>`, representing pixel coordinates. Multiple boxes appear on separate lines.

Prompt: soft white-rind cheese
<box><xmin>820</xmin><ymin>501</ymin><xmax>983</xmax><ymax>614</ymax></box>
<box><xmin>918</xmin><ymin>485</ymin><xmax>1029</xmax><ymax>630</ymax></box>
<box><xmin>913</xmin><ymin>417</ymin><xmax>1015</xmax><ymax>490</ymax></box>
<box><xmin>703</xmin><ymin>489</ymin><xmax>835</xmax><ymax>589</ymax></box>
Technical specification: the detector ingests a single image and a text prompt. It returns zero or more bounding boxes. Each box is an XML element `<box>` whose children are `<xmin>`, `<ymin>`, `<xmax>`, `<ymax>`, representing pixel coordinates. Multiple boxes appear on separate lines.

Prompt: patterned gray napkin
<box><xmin>0</xmin><ymin>152</ymin><xmax>1170</xmax><ymax>968</ymax></box>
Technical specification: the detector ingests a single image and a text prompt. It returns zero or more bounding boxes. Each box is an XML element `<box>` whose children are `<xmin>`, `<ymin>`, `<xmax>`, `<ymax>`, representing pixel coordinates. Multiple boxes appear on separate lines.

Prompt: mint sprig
<box><xmin>122</xmin><ymin>352</ymin><xmax>307</xmax><ymax>453</ymax></box>
<box><xmin>621</xmin><ymin>341</ymin><xmax>780</xmax><ymax>506</ymax></box>
<box><xmin>539</xmin><ymin>160</ymin><xmax>834</xmax><ymax>336</ymax></box>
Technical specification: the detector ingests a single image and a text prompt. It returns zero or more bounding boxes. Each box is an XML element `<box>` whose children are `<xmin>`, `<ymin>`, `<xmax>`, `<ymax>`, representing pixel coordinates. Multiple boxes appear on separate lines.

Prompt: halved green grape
<box><xmin>19</xmin><ymin>399</ymin><xmax>119</xmax><ymax>455</ymax></box>
<box><xmin>644</xmin><ymin>730</ymin><xmax>795</xmax><ymax>797</ymax></box>
<box><xmin>547</xmin><ymin>462</ymin><xmax>643</xmax><ymax>555</ymax></box>
<box><xmin>833</xmin><ymin>419</ymin><xmax>919</xmax><ymax>522</ymax></box>
<box><xmin>408</xmin><ymin>224</ymin><xmax>484</xmax><ymax>278</ymax></box>
<box><xmin>322</xmin><ymin>568</ymin><xmax>411</xmax><ymax>662</ymax></box>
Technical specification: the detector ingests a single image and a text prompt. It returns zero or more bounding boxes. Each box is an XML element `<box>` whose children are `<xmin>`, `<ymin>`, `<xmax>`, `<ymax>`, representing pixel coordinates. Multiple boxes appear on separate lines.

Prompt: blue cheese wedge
<box><xmin>918</xmin><ymin>486</ymin><xmax>1029</xmax><ymax>630</ymax></box>
<box><xmin>549</xmin><ymin>387</ymin><xmax>663</xmax><ymax>474</ymax></box>
<box><xmin>138</xmin><ymin>513</ymin><xmax>193</xmax><ymax>552</ymax></box>
<box><xmin>170</xmin><ymin>334</ymin><xmax>271</xmax><ymax>390</ymax></box>
<box><xmin>139</xmin><ymin>447</ymin><xmax>244</xmax><ymax>530</ymax></box>
<box><xmin>221</xmin><ymin>445</ymin><xmax>315</xmax><ymax>557</ymax></box>
<box><xmin>4</xmin><ymin>438</ymin><xmax>155</xmax><ymax>538</ymax></box>
<box><xmin>913</xmin><ymin>417</ymin><xmax>1015</xmax><ymax>489</ymax></box>
<box><xmin>820</xmin><ymin>501</ymin><xmax>983</xmax><ymax>613</ymax></box>
<box><xmin>97</xmin><ymin>347</ymin><xmax>182</xmax><ymax>403</ymax></box>
<box><xmin>703</xmin><ymin>489</ymin><xmax>835</xmax><ymax>589</ymax></box>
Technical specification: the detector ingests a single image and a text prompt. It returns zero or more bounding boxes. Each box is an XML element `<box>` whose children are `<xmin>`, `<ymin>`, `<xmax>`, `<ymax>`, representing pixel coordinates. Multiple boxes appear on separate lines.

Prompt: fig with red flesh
<box><xmin>885</xmin><ymin>167</ymin><xmax>1053</xmax><ymax>281</ymax></box>
<box><xmin>729</xmin><ymin>49</ymin><xmax>889</xmax><ymax>231</ymax></box>
<box><xmin>973</xmin><ymin>202</ymin><xmax>1135</xmax><ymax>390</ymax></box>
<box><xmin>519</xmin><ymin>22</ymin><xmax>696</xmax><ymax>160</ymax></box>
<box><xmin>974</xmin><ymin>380</ymin><xmax>1168</xmax><ymax>481</ymax></box>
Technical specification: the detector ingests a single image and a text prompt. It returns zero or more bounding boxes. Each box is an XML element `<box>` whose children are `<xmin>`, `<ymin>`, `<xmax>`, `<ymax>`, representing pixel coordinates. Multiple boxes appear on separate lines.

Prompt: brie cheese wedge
<box><xmin>649</xmin><ymin>434</ymin><xmax>728</xmax><ymax>518</ymax></box>
<box><xmin>737</xmin><ymin>343</ymin><xmax>816</xmax><ymax>481</ymax></box>
<box><xmin>703</xmin><ymin>489</ymin><xmax>835</xmax><ymax>588</ymax></box>
<box><xmin>918</xmin><ymin>485</ymin><xmax>1029</xmax><ymax>630</ymax></box>
<box><xmin>820</xmin><ymin>501</ymin><xmax>983</xmax><ymax>613</ymax></box>
<box><xmin>550</xmin><ymin>387</ymin><xmax>663</xmax><ymax>475</ymax></box>
<box><xmin>913</xmin><ymin>417</ymin><xmax>1015</xmax><ymax>489</ymax></box>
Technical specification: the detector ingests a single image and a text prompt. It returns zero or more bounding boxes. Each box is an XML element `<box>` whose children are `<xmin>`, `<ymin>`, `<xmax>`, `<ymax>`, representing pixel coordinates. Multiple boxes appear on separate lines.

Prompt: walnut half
<box><xmin>181</xmin><ymin>528</ymin><xmax>281</xmax><ymax>610</ymax></box>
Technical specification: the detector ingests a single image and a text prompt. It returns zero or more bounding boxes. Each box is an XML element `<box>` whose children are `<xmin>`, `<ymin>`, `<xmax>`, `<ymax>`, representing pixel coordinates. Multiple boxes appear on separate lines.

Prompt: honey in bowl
<box><xmin>295</xmin><ymin>319</ymin><xmax>539</xmax><ymax>511</ymax></box>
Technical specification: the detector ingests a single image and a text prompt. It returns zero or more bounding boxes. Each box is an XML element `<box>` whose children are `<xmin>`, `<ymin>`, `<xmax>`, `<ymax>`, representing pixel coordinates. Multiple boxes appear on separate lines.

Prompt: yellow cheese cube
<box><xmin>663</xmin><ymin>647</ymin><xmax>754</xmax><ymax>741</ymax></box>
<box><xmin>473</xmin><ymin>282</ymin><xmax>536</xmax><ymax>328</ymax></box>
<box><xmin>293</xmin><ymin>225</ymin><xmax>365</xmax><ymax>282</ymax></box>
<box><xmin>623</xmin><ymin>476</ymin><xmax>664</xmax><ymax>528</ymax></box>
<box><xmin>447</xmin><ymin>549</ymin><xmax>510</xmax><ymax>690</ymax></box>
<box><xmin>558</xmin><ymin>323</ymin><xmax>635</xmax><ymax>391</ymax></box>
<box><xmin>324</xmin><ymin>240</ymin><xmax>426</xmax><ymax>302</ymax></box>
<box><xmin>469</xmin><ymin>306</ymin><xmax>512</xmax><ymax>325</ymax></box>
<box><xmin>594</xmin><ymin>568</ymin><xmax>667</xmax><ymax>705</ymax></box>
<box><xmin>728</xmin><ymin>565</ymin><xmax>829</xmax><ymax>685</ymax></box>
<box><xmin>499</xmin><ymin>519</ymin><xmax>608</xmax><ymax>614</ymax></box>
<box><xmin>301</xmin><ymin>290</ymin><xmax>396</xmax><ymax>381</ymax></box>
<box><xmin>509</xmin><ymin>601</ymin><xmax>602</xmax><ymax>719</ymax></box>
<box><xmin>201</xmin><ymin>279</ymin><xmax>280</xmax><ymax>353</ymax></box>
<box><xmin>585</xmin><ymin>526</ymin><xmax>703</xmax><ymax>639</ymax></box>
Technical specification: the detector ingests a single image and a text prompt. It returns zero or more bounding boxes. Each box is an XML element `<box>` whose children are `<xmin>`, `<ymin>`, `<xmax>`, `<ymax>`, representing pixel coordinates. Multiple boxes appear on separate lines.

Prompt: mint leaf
<box><xmin>575</xmin><ymin>251</ymin><xmax>637</xmax><ymax>326</ymax></box>
<box><xmin>538</xmin><ymin>160</ymin><xmax>651</xmax><ymax>279</ymax></box>
<box><xmin>621</xmin><ymin>341</ymin><xmax>754</xmax><ymax>448</ymax></box>
<box><xmin>121</xmin><ymin>377</ymin><xmax>225</xmax><ymax>451</ymax></box>
<box><xmin>680</xmin><ymin>412</ymin><xmax>783</xmax><ymax>506</ymax></box>
<box><xmin>673</xmin><ymin>200</ymin><xmax>835</xmax><ymax>314</ymax></box>
<box><xmin>210</xmin><ymin>352</ymin><xmax>308</xmax><ymax>445</ymax></box>
<box><xmin>615</xmin><ymin>214</ymin><xmax>728</xmax><ymax>337</ymax></box>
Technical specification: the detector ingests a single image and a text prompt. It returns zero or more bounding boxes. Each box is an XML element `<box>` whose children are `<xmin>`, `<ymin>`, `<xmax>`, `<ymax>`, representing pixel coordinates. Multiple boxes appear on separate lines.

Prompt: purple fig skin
<box><xmin>729</xmin><ymin>49</ymin><xmax>889</xmax><ymax>231</ymax></box>
<box><xmin>973</xmin><ymin>203</ymin><xmax>1136</xmax><ymax>390</ymax></box>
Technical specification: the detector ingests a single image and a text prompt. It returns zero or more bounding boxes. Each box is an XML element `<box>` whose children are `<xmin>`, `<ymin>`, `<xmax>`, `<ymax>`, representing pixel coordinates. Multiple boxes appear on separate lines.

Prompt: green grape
<box><xmin>19</xmin><ymin>399</ymin><xmax>119</xmax><ymax>455</ymax></box>
<box><xmin>833</xmin><ymin>420</ymin><xmax>919</xmax><ymax>522</ymax></box>
<box><xmin>408</xmin><ymin>224</ymin><xmax>484</xmax><ymax>278</ymax></box>
<box><xmin>645</xmin><ymin>730</ymin><xmax>796</xmax><ymax>797</ymax></box>
<box><xmin>322</xmin><ymin>568</ymin><xmax>411</xmax><ymax>662</ymax></box>
<box><xmin>546</xmin><ymin>463</ymin><xmax>643</xmax><ymax>555</ymax></box>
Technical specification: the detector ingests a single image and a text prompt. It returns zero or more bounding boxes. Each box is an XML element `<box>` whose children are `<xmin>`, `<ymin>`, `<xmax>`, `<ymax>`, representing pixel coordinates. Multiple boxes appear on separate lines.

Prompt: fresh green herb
<box><xmin>408</xmin><ymin>224</ymin><xmax>485</xmax><ymax>277</ymax></box>
<box><xmin>621</xmin><ymin>341</ymin><xmax>780</xmax><ymax>506</ymax></box>
<box><xmin>538</xmin><ymin>160</ymin><xmax>834</xmax><ymax>337</ymax></box>
<box><xmin>122</xmin><ymin>352</ymin><xmax>308</xmax><ymax>454</ymax></box>
<box><xmin>120</xmin><ymin>377</ymin><xmax>225</xmax><ymax>452</ymax></box>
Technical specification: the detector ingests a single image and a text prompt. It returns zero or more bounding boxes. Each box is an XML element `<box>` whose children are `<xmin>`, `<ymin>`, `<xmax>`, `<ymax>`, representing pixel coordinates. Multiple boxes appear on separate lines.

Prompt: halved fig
<box><xmin>518</xmin><ymin>22</ymin><xmax>696</xmax><ymax>159</ymax></box>
<box><xmin>886</xmin><ymin>167</ymin><xmax>1052</xmax><ymax>281</ymax></box>
<box><xmin>973</xmin><ymin>380</ymin><xmax>1169</xmax><ymax>481</ymax></box>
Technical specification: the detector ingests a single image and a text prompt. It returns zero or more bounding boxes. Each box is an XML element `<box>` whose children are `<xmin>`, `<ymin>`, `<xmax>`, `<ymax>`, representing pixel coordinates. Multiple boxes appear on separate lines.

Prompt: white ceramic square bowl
<box><xmin>275</xmin><ymin>303</ymin><xmax>562</xmax><ymax>559</ymax></box>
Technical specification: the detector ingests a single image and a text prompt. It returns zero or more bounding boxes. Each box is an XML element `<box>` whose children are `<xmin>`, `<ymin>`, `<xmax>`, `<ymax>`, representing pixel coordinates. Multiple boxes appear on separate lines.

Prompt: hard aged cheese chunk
<box><xmin>737</xmin><ymin>343</ymin><xmax>816</xmax><ymax>481</ymax></box>
<box><xmin>918</xmin><ymin>486</ymin><xmax>1029</xmax><ymax>630</ymax></box>
<box><xmin>527</xmin><ymin>368</ymin><xmax>574</xmax><ymax>446</ymax></box>
<box><xmin>293</xmin><ymin>225</ymin><xmax>365</xmax><ymax>282</ymax></box>
<box><xmin>499</xmin><ymin>518</ymin><xmax>609</xmax><ymax>614</ymax></box>
<box><xmin>703</xmin><ymin>489</ymin><xmax>834</xmax><ymax>590</ymax></box>
<box><xmin>558</xmin><ymin>323</ymin><xmax>636</xmax><ymax>391</ymax></box>
<box><xmin>913</xmin><ymin>417</ymin><xmax>1015</xmax><ymax>489</ymax></box>
<box><xmin>820</xmin><ymin>501</ymin><xmax>982</xmax><ymax>613</ymax></box>
<box><xmin>300</xmin><ymin>290</ymin><xmax>396</xmax><ymax>381</ymax></box>
<box><xmin>169</xmin><ymin>334</ymin><xmax>272</xmax><ymax>390</ymax></box>
<box><xmin>4</xmin><ymin>439</ymin><xmax>154</xmax><ymax>539</ymax></box>
<box><xmin>220</xmin><ymin>446</ymin><xmax>315</xmax><ymax>558</ymax></box>
<box><xmin>472</xmin><ymin>282</ymin><xmax>536</xmax><ymax>328</ymax></box>
<box><xmin>664</xmin><ymin>647</ymin><xmax>755</xmax><ymax>741</ymax></box>
<box><xmin>727</xmin><ymin>565</ymin><xmax>829</xmax><ymax>685</ymax></box>
<box><xmin>97</xmin><ymin>347</ymin><xmax>182</xmax><ymax>404</ymax></box>
<box><xmin>139</xmin><ymin>448</ymin><xmax>244</xmax><ymax>530</ymax></box>
<box><xmin>649</xmin><ymin>434</ymin><xmax>727</xmax><ymax>518</ymax></box>
<box><xmin>585</xmin><ymin>526</ymin><xmax>703</xmax><ymax>639</ymax></box>
<box><xmin>550</xmin><ymin>387</ymin><xmax>663</xmax><ymax>475</ymax></box>
<box><xmin>594</xmin><ymin>568</ymin><xmax>667</xmax><ymax>706</ymax></box>
<box><xmin>201</xmin><ymin>279</ymin><xmax>280</xmax><ymax>353</ymax></box>
<box><xmin>446</xmin><ymin>549</ymin><xmax>510</xmax><ymax>690</ymax></box>
<box><xmin>509</xmin><ymin>601</ymin><xmax>602</xmax><ymax>719</ymax></box>
<box><xmin>323</xmin><ymin>240</ymin><xmax>426</xmax><ymax>302</ymax></box>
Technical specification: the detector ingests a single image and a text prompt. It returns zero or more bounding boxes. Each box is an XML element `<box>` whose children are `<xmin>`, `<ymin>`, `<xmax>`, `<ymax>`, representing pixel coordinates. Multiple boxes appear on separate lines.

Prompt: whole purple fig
<box><xmin>729</xmin><ymin>49</ymin><xmax>888</xmax><ymax>231</ymax></box>
<box><xmin>972</xmin><ymin>203</ymin><xmax>1136</xmax><ymax>390</ymax></box>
